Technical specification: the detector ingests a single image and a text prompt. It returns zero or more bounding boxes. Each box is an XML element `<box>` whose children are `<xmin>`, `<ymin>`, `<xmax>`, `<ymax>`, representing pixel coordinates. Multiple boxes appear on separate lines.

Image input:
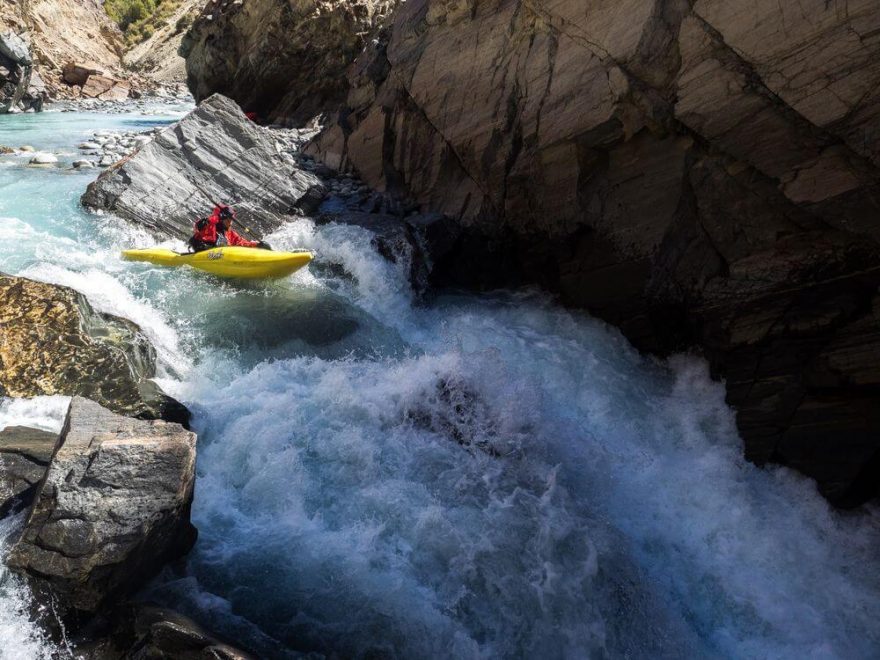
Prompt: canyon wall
<box><xmin>184</xmin><ymin>0</ymin><xmax>880</xmax><ymax>507</ymax></box>
<box><xmin>181</xmin><ymin>0</ymin><xmax>401</xmax><ymax>124</ymax></box>
<box><xmin>306</xmin><ymin>0</ymin><xmax>880</xmax><ymax>508</ymax></box>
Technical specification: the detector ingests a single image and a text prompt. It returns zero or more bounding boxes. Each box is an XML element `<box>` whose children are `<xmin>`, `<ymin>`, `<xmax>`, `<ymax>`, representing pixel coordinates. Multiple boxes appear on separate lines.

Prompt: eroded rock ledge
<box><xmin>303</xmin><ymin>0</ymin><xmax>880</xmax><ymax>507</ymax></box>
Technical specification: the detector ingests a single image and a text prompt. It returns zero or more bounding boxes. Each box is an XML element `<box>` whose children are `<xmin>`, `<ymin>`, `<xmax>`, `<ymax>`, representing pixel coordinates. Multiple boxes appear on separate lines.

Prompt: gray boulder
<box><xmin>0</xmin><ymin>32</ymin><xmax>31</xmax><ymax>66</ymax></box>
<box><xmin>7</xmin><ymin>398</ymin><xmax>197</xmax><ymax>623</ymax></box>
<box><xmin>0</xmin><ymin>426</ymin><xmax>56</xmax><ymax>516</ymax></box>
<box><xmin>0</xmin><ymin>32</ymin><xmax>42</xmax><ymax>113</ymax></box>
<box><xmin>81</xmin><ymin>94</ymin><xmax>326</xmax><ymax>239</ymax></box>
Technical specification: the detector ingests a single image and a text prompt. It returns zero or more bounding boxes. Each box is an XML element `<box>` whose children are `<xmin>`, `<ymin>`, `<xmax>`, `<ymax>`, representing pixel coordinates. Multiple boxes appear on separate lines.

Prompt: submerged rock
<box><xmin>0</xmin><ymin>274</ymin><xmax>189</xmax><ymax>425</ymax></box>
<box><xmin>81</xmin><ymin>94</ymin><xmax>325</xmax><ymax>238</ymax></box>
<box><xmin>0</xmin><ymin>426</ymin><xmax>56</xmax><ymax>516</ymax></box>
<box><xmin>7</xmin><ymin>398</ymin><xmax>197</xmax><ymax>624</ymax></box>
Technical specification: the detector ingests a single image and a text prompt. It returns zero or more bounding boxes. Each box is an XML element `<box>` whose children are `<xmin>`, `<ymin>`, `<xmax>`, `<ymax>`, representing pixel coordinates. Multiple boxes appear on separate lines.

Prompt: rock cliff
<box><xmin>0</xmin><ymin>31</ymin><xmax>41</xmax><ymax>112</ymax></box>
<box><xmin>0</xmin><ymin>274</ymin><xmax>189</xmax><ymax>425</ymax></box>
<box><xmin>82</xmin><ymin>94</ymin><xmax>325</xmax><ymax>238</ymax></box>
<box><xmin>7</xmin><ymin>397</ymin><xmax>197</xmax><ymax>624</ymax></box>
<box><xmin>181</xmin><ymin>0</ymin><xmax>402</xmax><ymax>124</ymax></box>
<box><xmin>0</xmin><ymin>0</ymin><xmax>126</xmax><ymax>97</ymax></box>
<box><xmin>304</xmin><ymin>0</ymin><xmax>880</xmax><ymax>507</ymax></box>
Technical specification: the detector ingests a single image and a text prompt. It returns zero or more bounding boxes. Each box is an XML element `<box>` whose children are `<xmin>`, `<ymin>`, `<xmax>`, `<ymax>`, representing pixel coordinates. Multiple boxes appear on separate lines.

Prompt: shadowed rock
<box><xmin>0</xmin><ymin>31</ymin><xmax>41</xmax><ymax>113</ymax></box>
<box><xmin>81</xmin><ymin>94</ymin><xmax>325</xmax><ymax>239</ymax></box>
<box><xmin>0</xmin><ymin>426</ymin><xmax>56</xmax><ymax>516</ymax></box>
<box><xmin>0</xmin><ymin>274</ymin><xmax>189</xmax><ymax>426</ymax></box>
<box><xmin>180</xmin><ymin>0</ymin><xmax>401</xmax><ymax>125</ymax></box>
<box><xmin>73</xmin><ymin>605</ymin><xmax>255</xmax><ymax>660</ymax></box>
<box><xmin>7</xmin><ymin>398</ymin><xmax>197</xmax><ymax>626</ymax></box>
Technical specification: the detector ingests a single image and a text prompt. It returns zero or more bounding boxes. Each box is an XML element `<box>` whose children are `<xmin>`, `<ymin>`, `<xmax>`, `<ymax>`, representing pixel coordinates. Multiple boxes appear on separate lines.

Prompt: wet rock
<box><xmin>82</xmin><ymin>94</ymin><xmax>325</xmax><ymax>239</ymax></box>
<box><xmin>73</xmin><ymin>159</ymin><xmax>94</xmax><ymax>169</ymax></box>
<box><xmin>305</xmin><ymin>0</ymin><xmax>880</xmax><ymax>507</ymax></box>
<box><xmin>7</xmin><ymin>398</ymin><xmax>197</xmax><ymax>625</ymax></box>
<box><xmin>28</xmin><ymin>153</ymin><xmax>57</xmax><ymax>165</ymax></box>
<box><xmin>181</xmin><ymin>0</ymin><xmax>402</xmax><ymax>125</ymax></box>
<box><xmin>0</xmin><ymin>426</ymin><xmax>55</xmax><ymax>516</ymax></box>
<box><xmin>0</xmin><ymin>274</ymin><xmax>189</xmax><ymax>426</ymax></box>
<box><xmin>74</xmin><ymin>605</ymin><xmax>255</xmax><ymax>660</ymax></box>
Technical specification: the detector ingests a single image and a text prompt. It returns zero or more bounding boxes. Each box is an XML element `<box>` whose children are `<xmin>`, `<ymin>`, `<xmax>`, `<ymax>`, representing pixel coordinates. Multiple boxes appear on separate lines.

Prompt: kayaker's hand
<box><xmin>257</xmin><ymin>241</ymin><xmax>272</xmax><ymax>250</ymax></box>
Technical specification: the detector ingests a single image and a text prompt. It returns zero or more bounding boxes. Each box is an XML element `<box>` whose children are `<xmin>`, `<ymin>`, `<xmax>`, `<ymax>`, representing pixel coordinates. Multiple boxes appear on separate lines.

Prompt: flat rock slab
<box><xmin>7</xmin><ymin>398</ymin><xmax>197</xmax><ymax>620</ymax></box>
<box><xmin>81</xmin><ymin>94</ymin><xmax>325</xmax><ymax>239</ymax></box>
<box><xmin>0</xmin><ymin>425</ymin><xmax>56</xmax><ymax>516</ymax></box>
<box><xmin>0</xmin><ymin>274</ymin><xmax>189</xmax><ymax>426</ymax></box>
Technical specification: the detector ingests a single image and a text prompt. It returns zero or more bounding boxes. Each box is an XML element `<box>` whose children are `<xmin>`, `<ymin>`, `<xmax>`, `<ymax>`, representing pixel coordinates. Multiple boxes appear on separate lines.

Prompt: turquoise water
<box><xmin>0</xmin><ymin>109</ymin><xmax>879</xmax><ymax>659</ymax></box>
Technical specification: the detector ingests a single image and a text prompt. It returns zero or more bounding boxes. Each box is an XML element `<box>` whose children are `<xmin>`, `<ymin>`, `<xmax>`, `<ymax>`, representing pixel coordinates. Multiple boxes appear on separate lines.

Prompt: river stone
<box><xmin>6</xmin><ymin>398</ymin><xmax>197</xmax><ymax>622</ymax></box>
<box><xmin>81</xmin><ymin>94</ymin><xmax>326</xmax><ymax>239</ymax></box>
<box><xmin>28</xmin><ymin>153</ymin><xmax>57</xmax><ymax>165</ymax></box>
<box><xmin>0</xmin><ymin>274</ymin><xmax>189</xmax><ymax>426</ymax></box>
<box><xmin>73</xmin><ymin>159</ymin><xmax>94</xmax><ymax>169</ymax></box>
<box><xmin>0</xmin><ymin>426</ymin><xmax>56</xmax><ymax>516</ymax></box>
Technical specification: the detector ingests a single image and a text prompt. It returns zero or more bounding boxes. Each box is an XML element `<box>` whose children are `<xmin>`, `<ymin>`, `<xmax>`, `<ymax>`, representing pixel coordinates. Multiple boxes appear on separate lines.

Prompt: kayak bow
<box><xmin>122</xmin><ymin>246</ymin><xmax>313</xmax><ymax>279</ymax></box>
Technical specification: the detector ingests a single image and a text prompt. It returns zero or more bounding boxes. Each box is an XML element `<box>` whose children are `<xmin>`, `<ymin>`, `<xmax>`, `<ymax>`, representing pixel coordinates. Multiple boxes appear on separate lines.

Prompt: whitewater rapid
<box><xmin>0</xmin><ymin>109</ymin><xmax>878</xmax><ymax>659</ymax></box>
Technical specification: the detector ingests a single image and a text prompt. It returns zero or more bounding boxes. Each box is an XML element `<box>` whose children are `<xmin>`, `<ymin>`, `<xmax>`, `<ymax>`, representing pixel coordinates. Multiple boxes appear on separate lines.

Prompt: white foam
<box><xmin>0</xmin><ymin>396</ymin><xmax>69</xmax><ymax>433</ymax></box>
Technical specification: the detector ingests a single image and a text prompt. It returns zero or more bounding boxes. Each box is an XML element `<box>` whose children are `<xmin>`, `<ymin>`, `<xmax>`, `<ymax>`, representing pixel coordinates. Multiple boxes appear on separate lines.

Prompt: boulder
<box><xmin>62</xmin><ymin>62</ymin><xmax>102</xmax><ymax>86</ymax></box>
<box><xmin>74</xmin><ymin>605</ymin><xmax>255</xmax><ymax>660</ymax></box>
<box><xmin>81</xmin><ymin>94</ymin><xmax>325</xmax><ymax>239</ymax></box>
<box><xmin>0</xmin><ymin>31</ymin><xmax>38</xmax><ymax>113</ymax></box>
<box><xmin>0</xmin><ymin>274</ymin><xmax>189</xmax><ymax>426</ymax></box>
<box><xmin>304</xmin><ymin>0</ymin><xmax>880</xmax><ymax>506</ymax></box>
<box><xmin>28</xmin><ymin>153</ymin><xmax>57</xmax><ymax>165</ymax></box>
<box><xmin>6</xmin><ymin>398</ymin><xmax>197</xmax><ymax>624</ymax></box>
<box><xmin>80</xmin><ymin>74</ymin><xmax>130</xmax><ymax>101</ymax></box>
<box><xmin>0</xmin><ymin>426</ymin><xmax>56</xmax><ymax>516</ymax></box>
<box><xmin>180</xmin><ymin>0</ymin><xmax>402</xmax><ymax>125</ymax></box>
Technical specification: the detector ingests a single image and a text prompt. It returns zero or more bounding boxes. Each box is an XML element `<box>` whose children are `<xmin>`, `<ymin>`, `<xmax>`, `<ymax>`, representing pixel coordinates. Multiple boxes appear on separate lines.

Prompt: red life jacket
<box><xmin>191</xmin><ymin>205</ymin><xmax>258</xmax><ymax>248</ymax></box>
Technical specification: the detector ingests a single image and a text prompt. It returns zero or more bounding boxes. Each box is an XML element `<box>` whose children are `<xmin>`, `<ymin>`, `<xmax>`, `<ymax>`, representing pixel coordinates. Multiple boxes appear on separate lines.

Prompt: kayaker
<box><xmin>188</xmin><ymin>204</ymin><xmax>269</xmax><ymax>251</ymax></box>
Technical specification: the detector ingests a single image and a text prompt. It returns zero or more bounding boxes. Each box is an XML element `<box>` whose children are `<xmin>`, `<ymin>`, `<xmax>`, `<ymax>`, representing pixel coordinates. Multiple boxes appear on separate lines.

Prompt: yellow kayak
<box><xmin>122</xmin><ymin>246</ymin><xmax>313</xmax><ymax>279</ymax></box>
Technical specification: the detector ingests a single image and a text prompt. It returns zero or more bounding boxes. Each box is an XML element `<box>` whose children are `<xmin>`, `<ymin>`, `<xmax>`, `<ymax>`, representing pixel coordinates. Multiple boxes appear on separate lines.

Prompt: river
<box><xmin>0</xmin><ymin>108</ymin><xmax>878</xmax><ymax>659</ymax></box>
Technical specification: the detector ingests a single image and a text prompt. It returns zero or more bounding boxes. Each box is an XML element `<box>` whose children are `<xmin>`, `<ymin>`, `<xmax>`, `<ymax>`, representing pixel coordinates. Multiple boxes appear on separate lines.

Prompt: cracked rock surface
<box><xmin>0</xmin><ymin>426</ymin><xmax>56</xmax><ymax>516</ymax></box>
<box><xmin>0</xmin><ymin>275</ymin><xmax>189</xmax><ymax>425</ymax></box>
<box><xmin>6</xmin><ymin>398</ymin><xmax>197</xmax><ymax>623</ymax></box>
<box><xmin>181</xmin><ymin>0</ymin><xmax>402</xmax><ymax>125</ymax></box>
<box><xmin>81</xmin><ymin>94</ymin><xmax>325</xmax><ymax>238</ymax></box>
<box><xmin>304</xmin><ymin>0</ymin><xmax>880</xmax><ymax>506</ymax></box>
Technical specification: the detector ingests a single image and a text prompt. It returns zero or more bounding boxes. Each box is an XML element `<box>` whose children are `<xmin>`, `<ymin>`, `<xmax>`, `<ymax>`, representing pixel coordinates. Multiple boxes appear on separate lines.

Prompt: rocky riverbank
<box><xmin>0</xmin><ymin>271</ymin><xmax>253</xmax><ymax>655</ymax></box>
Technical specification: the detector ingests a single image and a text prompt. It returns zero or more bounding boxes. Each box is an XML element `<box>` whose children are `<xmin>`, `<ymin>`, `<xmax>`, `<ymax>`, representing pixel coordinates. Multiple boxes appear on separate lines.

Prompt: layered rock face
<box><xmin>180</xmin><ymin>0</ymin><xmax>401</xmax><ymax>124</ymax></box>
<box><xmin>7</xmin><ymin>398</ymin><xmax>197</xmax><ymax>621</ymax></box>
<box><xmin>82</xmin><ymin>94</ymin><xmax>325</xmax><ymax>238</ymax></box>
<box><xmin>307</xmin><ymin>0</ymin><xmax>880</xmax><ymax>506</ymax></box>
<box><xmin>0</xmin><ymin>426</ymin><xmax>56</xmax><ymax>515</ymax></box>
<box><xmin>0</xmin><ymin>31</ymin><xmax>42</xmax><ymax>112</ymax></box>
<box><xmin>0</xmin><ymin>275</ymin><xmax>189</xmax><ymax>425</ymax></box>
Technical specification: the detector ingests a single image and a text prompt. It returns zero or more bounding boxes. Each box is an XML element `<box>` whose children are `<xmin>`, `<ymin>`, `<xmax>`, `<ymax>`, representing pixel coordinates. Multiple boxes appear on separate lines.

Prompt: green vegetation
<box><xmin>104</xmin><ymin>0</ymin><xmax>186</xmax><ymax>45</ymax></box>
